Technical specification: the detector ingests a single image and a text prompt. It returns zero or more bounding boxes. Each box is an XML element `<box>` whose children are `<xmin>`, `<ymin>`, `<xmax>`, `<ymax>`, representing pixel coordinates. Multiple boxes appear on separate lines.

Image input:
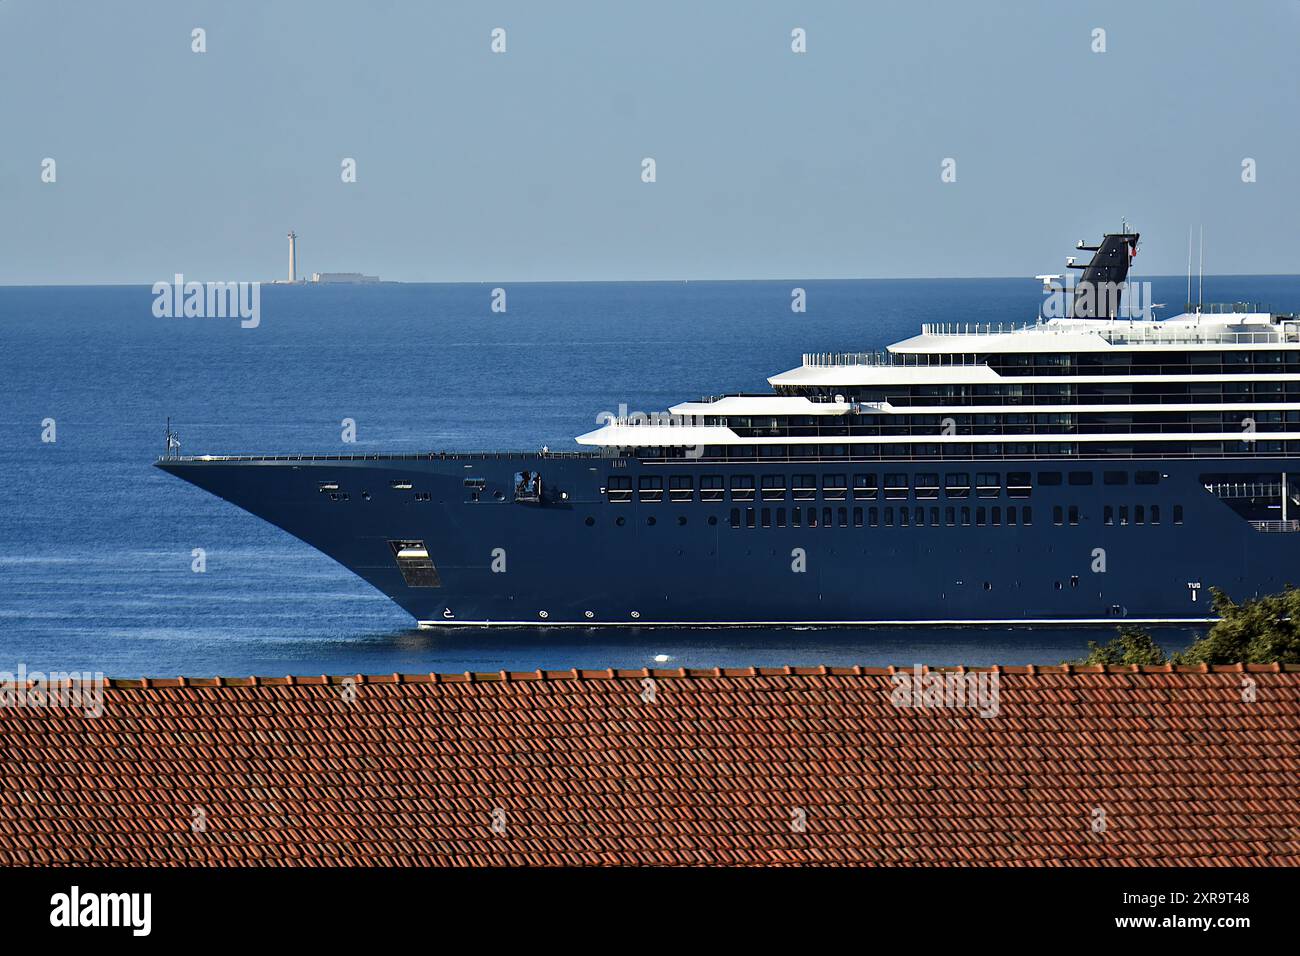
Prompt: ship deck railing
<box><xmin>159</xmin><ymin>451</ymin><xmax>604</xmax><ymax>463</ymax></box>
<box><xmin>802</xmin><ymin>351</ymin><xmax>984</xmax><ymax>368</ymax></box>
<box><xmin>1249</xmin><ymin>519</ymin><xmax>1300</xmax><ymax>533</ymax></box>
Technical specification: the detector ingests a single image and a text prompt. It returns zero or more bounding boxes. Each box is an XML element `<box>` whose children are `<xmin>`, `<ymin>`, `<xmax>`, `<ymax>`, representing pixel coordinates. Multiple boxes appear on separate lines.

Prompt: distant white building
<box><xmin>311</xmin><ymin>272</ymin><xmax>381</xmax><ymax>284</ymax></box>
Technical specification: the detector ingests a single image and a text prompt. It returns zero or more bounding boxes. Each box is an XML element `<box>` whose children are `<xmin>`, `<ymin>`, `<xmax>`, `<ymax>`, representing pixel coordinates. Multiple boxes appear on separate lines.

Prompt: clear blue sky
<box><xmin>2</xmin><ymin>0</ymin><xmax>1298</xmax><ymax>283</ymax></box>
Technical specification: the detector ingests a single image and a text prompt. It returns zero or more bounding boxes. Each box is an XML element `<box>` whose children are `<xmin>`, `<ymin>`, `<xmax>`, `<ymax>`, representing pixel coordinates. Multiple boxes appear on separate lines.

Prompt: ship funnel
<box><xmin>1067</xmin><ymin>229</ymin><xmax>1139</xmax><ymax>319</ymax></box>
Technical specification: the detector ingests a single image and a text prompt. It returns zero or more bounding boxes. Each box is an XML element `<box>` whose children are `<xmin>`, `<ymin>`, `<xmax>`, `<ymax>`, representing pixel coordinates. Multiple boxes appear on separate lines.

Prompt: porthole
<box><xmin>585</xmin><ymin>516</ymin><xmax>595</xmax><ymax>526</ymax></box>
<box><xmin>677</xmin><ymin>516</ymin><xmax>687</xmax><ymax>526</ymax></box>
<box><xmin>616</xmin><ymin>517</ymin><xmax>626</xmax><ymax>527</ymax></box>
<box><xmin>647</xmin><ymin>516</ymin><xmax>656</xmax><ymax>526</ymax></box>
<box><xmin>708</xmin><ymin>516</ymin><xmax>717</xmax><ymax>526</ymax></box>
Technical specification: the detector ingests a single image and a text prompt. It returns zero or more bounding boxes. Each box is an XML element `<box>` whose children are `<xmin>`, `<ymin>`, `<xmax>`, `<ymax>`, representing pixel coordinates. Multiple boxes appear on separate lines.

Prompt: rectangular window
<box><xmin>1135</xmin><ymin>470</ymin><xmax>1161</xmax><ymax>485</ymax></box>
<box><xmin>761</xmin><ymin>507</ymin><xmax>771</xmax><ymax>528</ymax></box>
<box><xmin>669</xmin><ymin>475</ymin><xmax>694</xmax><ymax>502</ymax></box>
<box><xmin>976</xmin><ymin>507</ymin><xmax>986</xmax><ymax>527</ymax></box>
<box><xmin>991</xmin><ymin>506</ymin><xmax>1001</xmax><ymax>527</ymax></box>
<box><xmin>869</xmin><ymin>507</ymin><xmax>879</xmax><ymax>527</ymax></box>
<box><xmin>961</xmin><ymin>507</ymin><xmax>971</xmax><ymax>527</ymax></box>
<box><xmin>853</xmin><ymin>507</ymin><xmax>864</xmax><ymax>527</ymax></box>
<box><xmin>776</xmin><ymin>507</ymin><xmax>787</xmax><ymax>528</ymax></box>
<box><xmin>1174</xmin><ymin>504</ymin><xmax>1184</xmax><ymax>525</ymax></box>
<box><xmin>1119</xmin><ymin>505</ymin><xmax>1129</xmax><ymax>526</ymax></box>
<box><xmin>760</xmin><ymin>474</ymin><xmax>787</xmax><ymax>501</ymax></box>
<box><xmin>884</xmin><ymin>473</ymin><xmax>909</xmax><ymax>499</ymax></box>
<box><xmin>838</xmin><ymin>507</ymin><xmax>848</xmax><ymax>528</ymax></box>
<box><xmin>823</xmin><ymin>474</ymin><xmax>848</xmax><ymax>500</ymax></box>
<box><xmin>730</xmin><ymin>507</ymin><xmax>740</xmax><ymax>528</ymax></box>
<box><xmin>1007</xmin><ymin>472</ymin><xmax>1031</xmax><ymax>498</ymax></box>
<box><xmin>1104</xmin><ymin>505</ymin><xmax>1114</xmax><ymax>525</ymax></box>
<box><xmin>1151</xmin><ymin>504</ymin><xmax>1160</xmax><ymax>525</ymax></box>
<box><xmin>884</xmin><ymin>508</ymin><xmax>895</xmax><ymax>527</ymax></box>
<box><xmin>915</xmin><ymin>473</ymin><xmax>940</xmax><ymax>499</ymax></box>
<box><xmin>606</xmin><ymin>476</ymin><xmax>633</xmax><ymax>503</ymax></box>
<box><xmin>1135</xmin><ymin>505</ymin><xmax>1145</xmax><ymax>525</ymax></box>
<box><xmin>792</xmin><ymin>474</ymin><xmax>817</xmax><ymax>500</ymax></box>
<box><xmin>976</xmin><ymin>473</ymin><xmax>1001</xmax><ymax>498</ymax></box>
<box><xmin>1022</xmin><ymin>506</ymin><xmax>1032</xmax><ymax>526</ymax></box>
<box><xmin>1037</xmin><ymin>471</ymin><xmax>1063</xmax><ymax>486</ymax></box>
<box><xmin>945</xmin><ymin>506</ymin><xmax>955</xmax><ymax>527</ymax></box>
<box><xmin>1007</xmin><ymin>506</ymin><xmax>1017</xmax><ymax>527</ymax></box>
<box><xmin>930</xmin><ymin>507</ymin><xmax>939</xmax><ymax>526</ymax></box>
<box><xmin>700</xmin><ymin>475</ymin><xmax>725</xmax><ymax>502</ymax></box>
<box><xmin>945</xmin><ymin>473</ymin><xmax>970</xmax><ymax>498</ymax></box>
<box><xmin>1104</xmin><ymin>471</ymin><xmax>1129</xmax><ymax>486</ymax></box>
<box><xmin>808</xmin><ymin>507</ymin><xmax>819</xmax><ymax>528</ymax></box>
<box><xmin>730</xmin><ymin>475</ymin><xmax>756</xmax><ymax>501</ymax></box>
<box><xmin>638</xmin><ymin>475</ymin><xmax>664</xmax><ymax>502</ymax></box>
<box><xmin>853</xmin><ymin>473</ymin><xmax>878</xmax><ymax>499</ymax></box>
<box><xmin>1053</xmin><ymin>506</ymin><xmax>1064</xmax><ymax>526</ymax></box>
<box><xmin>823</xmin><ymin>507</ymin><xmax>833</xmax><ymax>528</ymax></box>
<box><xmin>793</xmin><ymin>507</ymin><xmax>802</xmax><ymax>528</ymax></box>
<box><xmin>1068</xmin><ymin>505</ymin><xmax>1079</xmax><ymax>526</ymax></box>
<box><xmin>1068</xmin><ymin>471</ymin><xmax>1094</xmax><ymax>486</ymax></box>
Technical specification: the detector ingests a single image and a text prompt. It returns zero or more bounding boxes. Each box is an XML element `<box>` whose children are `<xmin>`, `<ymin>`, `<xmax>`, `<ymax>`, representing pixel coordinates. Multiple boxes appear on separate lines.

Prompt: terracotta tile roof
<box><xmin>2</xmin><ymin>664</ymin><xmax>1298</xmax><ymax>866</ymax></box>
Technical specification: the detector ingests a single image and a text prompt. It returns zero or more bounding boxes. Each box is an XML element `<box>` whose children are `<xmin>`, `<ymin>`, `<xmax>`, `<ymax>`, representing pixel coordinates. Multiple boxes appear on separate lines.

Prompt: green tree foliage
<box><xmin>1074</xmin><ymin>626</ymin><xmax>1168</xmax><ymax>665</ymax></box>
<box><xmin>1172</xmin><ymin>587</ymin><xmax>1300</xmax><ymax>665</ymax></box>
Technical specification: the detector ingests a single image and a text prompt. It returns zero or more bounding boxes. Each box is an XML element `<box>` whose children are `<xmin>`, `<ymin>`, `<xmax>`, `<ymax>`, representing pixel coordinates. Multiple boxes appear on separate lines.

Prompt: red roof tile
<box><xmin>1</xmin><ymin>665</ymin><xmax>1297</xmax><ymax>866</ymax></box>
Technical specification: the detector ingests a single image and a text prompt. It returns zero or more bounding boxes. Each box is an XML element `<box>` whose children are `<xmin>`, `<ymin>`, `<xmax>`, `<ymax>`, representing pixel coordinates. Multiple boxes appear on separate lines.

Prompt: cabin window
<box><xmin>730</xmin><ymin>508</ymin><xmax>740</xmax><ymax>528</ymax></box>
<box><xmin>945</xmin><ymin>473</ymin><xmax>970</xmax><ymax>498</ymax></box>
<box><xmin>776</xmin><ymin>508</ymin><xmax>787</xmax><ymax>527</ymax></box>
<box><xmin>929</xmin><ymin>507</ymin><xmax>940</xmax><ymax>526</ymax></box>
<box><xmin>1068</xmin><ymin>505</ymin><xmax>1079</xmax><ymax>526</ymax></box>
<box><xmin>945</xmin><ymin>506</ymin><xmax>955</xmax><ymax>527</ymax></box>
<box><xmin>823</xmin><ymin>507</ymin><xmax>833</xmax><ymax>528</ymax></box>
<box><xmin>606</xmin><ymin>476</ymin><xmax>633</xmax><ymax>503</ymax></box>
<box><xmin>793</xmin><ymin>507</ymin><xmax>803</xmax><ymax>527</ymax></box>
<box><xmin>1007</xmin><ymin>507</ymin><xmax>1017</xmax><ymax>527</ymax></box>
<box><xmin>884</xmin><ymin>508</ymin><xmax>894</xmax><ymax>527</ymax></box>
<box><xmin>1135</xmin><ymin>470</ymin><xmax>1161</xmax><ymax>485</ymax></box>
<box><xmin>1151</xmin><ymin>505</ymin><xmax>1161</xmax><ymax>525</ymax></box>
<box><xmin>1054</xmin><ymin>506</ymin><xmax>1064</xmax><ymax>526</ymax></box>
<box><xmin>761</xmin><ymin>508</ymin><xmax>771</xmax><ymax>528</ymax></box>
<box><xmin>1174</xmin><ymin>504</ymin><xmax>1184</xmax><ymax>525</ymax></box>
<box><xmin>700</xmin><ymin>474</ymin><xmax>725</xmax><ymax>501</ymax></box>
<box><xmin>730</xmin><ymin>475</ymin><xmax>756</xmax><ymax>501</ymax></box>
<box><xmin>1022</xmin><ymin>506</ymin><xmax>1032</xmax><ymax>526</ymax></box>
<box><xmin>853</xmin><ymin>474</ymin><xmax>878</xmax><ymax>499</ymax></box>
<box><xmin>823</xmin><ymin>474</ymin><xmax>848</xmax><ymax>500</ymax></box>
<box><xmin>669</xmin><ymin>475</ymin><xmax>694</xmax><ymax>502</ymax></box>
<box><xmin>793</xmin><ymin>474</ymin><xmax>817</xmax><ymax>500</ymax></box>
<box><xmin>761</xmin><ymin>475</ymin><xmax>787</xmax><ymax>501</ymax></box>
<box><xmin>853</xmin><ymin>507</ymin><xmax>863</xmax><ymax>527</ymax></box>
<box><xmin>638</xmin><ymin>476</ymin><xmax>663</xmax><ymax>502</ymax></box>
<box><xmin>1104</xmin><ymin>471</ymin><xmax>1129</xmax><ymax>486</ymax></box>
<box><xmin>869</xmin><ymin>507</ymin><xmax>879</xmax><ymax>527</ymax></box>
<box><xmin>1068</xmin><ymin>471</ymin><xmax>1094</xmax><ymax>486</ymax></box>
<box><xmin>1007</xmin><ymin>472</ymin><xmax>1031</xmax><ymax>498</ymax></box>
<box><xmin>838</xmin><ymin>507</ymin><xmax>848</xmax><ymax>528</ymax></box>
<box><xmin>976</xmin><ymin>473</ymin><xmax>1001</xmax><ymax>498</ymax></box>
<box><xmin>1037</xmin><ymin>472</ymin><xmax>1062</xmax><ymax>486</ymax></box>
<box><xmin>1119</xmin><ymin>505</ymin><xmax>1129</xmax><ymax>526</ymax></box>
<box><xmin>915</xmin><ymin>473</ymin><xmax>940</xmax><ymax>499</ymax></box>
<box><xmin>746</xmin><ymin>508</ymin><xmax>756</xmax><ymax>528</ymax></box>
<box><xmin>884</xmin><ymin>473</ymin><xmax>909</xmax><ymax>499</ymax></box>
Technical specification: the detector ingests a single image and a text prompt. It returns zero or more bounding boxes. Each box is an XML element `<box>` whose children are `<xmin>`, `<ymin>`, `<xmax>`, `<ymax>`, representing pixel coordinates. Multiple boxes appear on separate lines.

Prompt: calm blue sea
<box><xmin>3</xmin><ymin>276</ymin><xmax>1296</xmax><ymax>677</ymax></box>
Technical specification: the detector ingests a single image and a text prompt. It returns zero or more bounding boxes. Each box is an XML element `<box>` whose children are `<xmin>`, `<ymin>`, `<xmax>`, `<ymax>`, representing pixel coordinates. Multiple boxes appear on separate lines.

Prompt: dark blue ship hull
<box><xmin>156</xmin><ymin>454</ymin><xmax>1299</xmax><ymax>626</ymax></box>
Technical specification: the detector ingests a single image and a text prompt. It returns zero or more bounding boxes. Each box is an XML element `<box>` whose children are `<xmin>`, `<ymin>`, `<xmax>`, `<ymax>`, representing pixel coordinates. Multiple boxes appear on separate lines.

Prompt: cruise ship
<box><xmin>158</xmin><ymin>229</ymin><xmax>1300</xmax><ymax>626</ymax></box>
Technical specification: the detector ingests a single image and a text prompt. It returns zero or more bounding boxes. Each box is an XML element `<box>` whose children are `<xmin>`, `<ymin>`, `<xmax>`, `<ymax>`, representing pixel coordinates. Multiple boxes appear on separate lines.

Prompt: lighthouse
<box><xmin>287</xmin><ymin>231</ymin><xmax>298</xmax><ymax>283</ymax></box>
